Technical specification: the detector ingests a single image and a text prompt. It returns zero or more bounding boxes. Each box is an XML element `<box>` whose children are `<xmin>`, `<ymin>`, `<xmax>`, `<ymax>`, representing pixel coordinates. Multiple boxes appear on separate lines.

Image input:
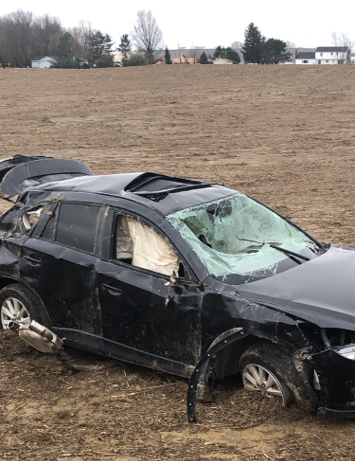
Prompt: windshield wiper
<box><xmin>241</xmin><ymin>241</ymin><xmax>310</xmax><ymax>263</ymax></box>
<box><xmin>268</xmin><ymin>243</ymin><xmax>310</xmax><ymax>262</ymax></box>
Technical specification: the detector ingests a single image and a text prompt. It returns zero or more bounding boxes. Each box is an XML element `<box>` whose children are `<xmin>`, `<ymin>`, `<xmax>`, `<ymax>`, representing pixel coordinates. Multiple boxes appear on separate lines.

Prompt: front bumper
<box><xmin>308</xmin><ymin>348</ymin><xmax>355</xmax><ymax>419</ymax></box>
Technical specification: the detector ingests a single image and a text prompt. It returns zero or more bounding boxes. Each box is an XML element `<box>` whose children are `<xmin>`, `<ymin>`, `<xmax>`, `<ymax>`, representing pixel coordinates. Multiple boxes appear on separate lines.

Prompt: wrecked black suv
<box><xmin>1</xmin><ymin>154</ymin><xmax>355</xmax><ymax>421</ymax></box>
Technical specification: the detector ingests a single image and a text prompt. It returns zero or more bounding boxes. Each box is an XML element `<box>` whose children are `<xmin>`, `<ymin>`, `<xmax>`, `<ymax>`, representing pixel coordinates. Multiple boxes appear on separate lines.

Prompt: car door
<box><xmin>19</xmin><ymin>201</ymin><xmax>104</xmax><ymax>335</ymax></box>
<box><xmin>97</xmin><ymin>208</ymin><xmax>203</xmax><ymax>365</ymax></box>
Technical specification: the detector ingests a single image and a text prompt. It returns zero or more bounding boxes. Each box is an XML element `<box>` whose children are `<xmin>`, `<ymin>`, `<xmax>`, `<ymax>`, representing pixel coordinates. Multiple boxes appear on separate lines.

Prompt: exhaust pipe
<box><xmin>18</xmin><ymin>320</ymin><xmax>63</xmax><ymax>354</ymax></box>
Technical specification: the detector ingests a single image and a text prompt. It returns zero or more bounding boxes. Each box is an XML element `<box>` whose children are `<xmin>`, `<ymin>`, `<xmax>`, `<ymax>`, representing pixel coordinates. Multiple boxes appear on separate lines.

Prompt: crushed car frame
<box><xmin>1</xmin><ymin>154</ymin><xmax>355</xmax><ymax>421</ymax></box>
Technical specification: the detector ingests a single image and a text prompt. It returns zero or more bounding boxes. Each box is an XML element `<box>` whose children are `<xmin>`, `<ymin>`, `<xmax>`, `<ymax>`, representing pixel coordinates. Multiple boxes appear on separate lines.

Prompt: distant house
<box><xmin>213</xmin><ymin>58</ymin><xmax>233</xmax><ymax>65</ymax></box>
<box><xmin>155</xmin><ymin>48</ymin><xmax>216</xmax><ymax>64</ymax></box>
<box><xmin>295</xmin><ymin>51</ymin><xmax>316</xmax><ymax>65</ymax></box>
<box><xmin>171</xmin><ymin>54</ymin><xmax>198</xmax><ymax>64</ymax></box>
<box><xmin>315</xmin><ymin>47</ymin><xmax>350</xmax><ymax>65</ymax></box>
<box><xmin>31</xmin><ymin>56</ymin><xmax>57</xmax><ymax>68</ymax></box>
<box><xmin>111</xmin><ymin>51</ymin><xmax>125</xmax><ymax>65</ymax></box>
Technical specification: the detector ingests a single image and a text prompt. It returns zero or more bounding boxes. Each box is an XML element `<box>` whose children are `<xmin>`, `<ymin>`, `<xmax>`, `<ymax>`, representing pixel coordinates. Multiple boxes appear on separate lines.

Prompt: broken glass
<box><xmin>22</xmin><ymin>207</ymin><xmax>43</xmax><ymax>231</ymax></box>
<box><xmin>116</xmin><ymin>215</ymin><xmax>134</xmax><ymax>260</ymax></box>
<box><xmin>167</xmin><ymin>193</ymin><xmax>316</xmax><ymax>284</ymax></box>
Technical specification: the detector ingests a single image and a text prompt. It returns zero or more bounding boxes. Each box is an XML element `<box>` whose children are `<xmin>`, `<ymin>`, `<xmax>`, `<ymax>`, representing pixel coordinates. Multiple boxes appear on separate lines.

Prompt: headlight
<box><xmin>337</xmin><ymin>345</ymin><xmax>355</xmax><ymax>360</ymax></box>
<box><xmin>313</xmin><ymin>370</ymin><xmax>320</xmax><ymax>390</ymax></box>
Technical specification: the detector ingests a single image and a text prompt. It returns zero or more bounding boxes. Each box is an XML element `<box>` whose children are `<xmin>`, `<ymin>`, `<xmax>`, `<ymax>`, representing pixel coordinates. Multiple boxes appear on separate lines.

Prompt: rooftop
<box><xmin>316</xmin><ymin>46</ymin><xmax>349</xmax><ymax>52</ymax></box>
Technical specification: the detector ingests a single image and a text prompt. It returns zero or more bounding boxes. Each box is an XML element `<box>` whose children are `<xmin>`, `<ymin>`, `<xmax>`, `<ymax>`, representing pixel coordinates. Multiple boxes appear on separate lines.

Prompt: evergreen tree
<box><xmin>85</xmin><ymin>30</ymin><xmax>114</xmax><ymax>67</ymax></box>
<box><xmin>117</xmin><ymin>34</ymin><xmax>131</xmax><ymax>59</ymax></box>
<box><xmin>199</xmin><ymin>51</ymin><xmax>209</xmax><ymax>64</ymax></box>
<box><xmin>57</xmin><ymin>32</ymin><xmax>74</xmax><ymax>58</ymax></box>
<box><xmin>51</xmin><ymin>57</ymin><xmax>82</xmax><ymax>69</ymax></box>
<box><xmin>95</xmin><ymin>54</ymin><xmax>114</xmax><ymax>67</ymax></box>
<box><xmin>164</xmin><ymin>47</ymin><xmax>172</xmax><ymax>64</ymax></box>
<box><xmin>213</xmin><ymin>46</ymin><xmax>240</xmax><ymax>63</ymax></box>
<box><xmin>122</xmin><ymin>54</ymin><xmax>147</xmax><ymax>66</ymax></box>
<box><xmin>52</xmin><ymin>32</ymin><xmax>83</xmax><ymax>68</ymax></box>
<box><xmin>225</xmin><ymin>47</ymin><xmax>240</xmax><ymax>63</ymax></box>
<box><xmin>213</xmin><ymin>46</ymin><xmax>223</xmax><ymax>59</ymax></box>
<box><xmin>263</xmin><ymin>38</ymin><xmax>291</xmax><ymax>64</ymax></box>
<box><xmin>242</xmin><ymin>23</ymin><xmax>265</xmax><ymax>64</ymax></box>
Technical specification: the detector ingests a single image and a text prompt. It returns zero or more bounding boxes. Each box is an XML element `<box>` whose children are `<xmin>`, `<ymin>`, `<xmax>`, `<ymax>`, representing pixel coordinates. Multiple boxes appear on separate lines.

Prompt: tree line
<box><xmin>0</xmin><ymin>10</ymin><xmax>64</xmax><ymax>67</ymax></box>
<box><xmin>0</xmin><ymin>9</ymin><xmax>165</xmax><ymax>68</ymax></box>
<box><xmin>0</xmin><ymin>11</ymin><xmax>298</xmax><ymax>68</ymax></box>
<box><xmin>0</xmin><ymin>10</ymin><xmax>116</xmax><ymax>68</ymax></box>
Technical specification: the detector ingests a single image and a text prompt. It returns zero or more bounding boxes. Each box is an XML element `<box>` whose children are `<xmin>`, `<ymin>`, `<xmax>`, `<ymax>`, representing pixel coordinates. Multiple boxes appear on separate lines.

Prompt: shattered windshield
<box><xmin>167</xmin><ymin>193</ymin><xmax>319</xmax><ymax>285</ymax></box>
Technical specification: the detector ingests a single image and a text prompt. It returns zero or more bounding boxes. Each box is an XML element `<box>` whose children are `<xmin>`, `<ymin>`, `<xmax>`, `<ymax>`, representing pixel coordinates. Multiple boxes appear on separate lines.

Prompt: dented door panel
<box><xmin>97</xmin><ymin>260</ymin><xmax>202</xmax><ymax>364</ymax></box>
<box><xmin>20</xmin><ymin>238</ymin><xmax>102</xmax><ymax>335</ymax></box>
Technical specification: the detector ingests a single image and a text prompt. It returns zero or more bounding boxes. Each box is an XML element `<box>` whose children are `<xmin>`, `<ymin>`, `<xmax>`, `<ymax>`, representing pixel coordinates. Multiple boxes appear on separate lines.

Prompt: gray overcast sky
<box><xmin>1</xmin><ymin>1</ymin><xmax>355</xmax><ymax>49</ymax></box>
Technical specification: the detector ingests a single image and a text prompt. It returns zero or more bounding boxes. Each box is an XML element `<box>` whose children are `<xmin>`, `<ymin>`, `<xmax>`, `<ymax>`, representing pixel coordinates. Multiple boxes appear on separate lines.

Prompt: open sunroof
<box><xmin>125</xmin><ymin>172</ymin><xmax>211</xmax><ymax>200</ymax></box>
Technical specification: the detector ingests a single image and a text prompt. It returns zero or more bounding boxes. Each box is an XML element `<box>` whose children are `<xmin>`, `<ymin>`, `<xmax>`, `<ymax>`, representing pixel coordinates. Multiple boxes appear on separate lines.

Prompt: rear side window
<box><xmin>56</xmin><ymin>203</ymin><xmax>101</xmax><ymax>253</ymax></box>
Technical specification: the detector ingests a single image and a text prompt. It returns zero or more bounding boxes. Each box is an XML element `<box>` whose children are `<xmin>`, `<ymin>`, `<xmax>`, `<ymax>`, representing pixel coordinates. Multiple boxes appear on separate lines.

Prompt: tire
<box><xmin>0</xmin><ymin>283</ymin><xmax>49</xmax><ymax>330</ymax></box>
<box><xmin>239</xmin><ymin>343</ymin><xmax>303</xmax><ymax>407</ymax></box>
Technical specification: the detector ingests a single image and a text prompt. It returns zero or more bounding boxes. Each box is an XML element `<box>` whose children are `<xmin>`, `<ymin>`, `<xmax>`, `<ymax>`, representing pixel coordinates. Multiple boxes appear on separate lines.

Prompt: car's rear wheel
<box><xmin>239</xmin><ymin>343</ymin><xmax>296</xmax><ymax>407</ymax></box>
<box><xmin>0</xmin><ymin>283</ymin><xmax>48</xmax><ymax>330</ymax></box>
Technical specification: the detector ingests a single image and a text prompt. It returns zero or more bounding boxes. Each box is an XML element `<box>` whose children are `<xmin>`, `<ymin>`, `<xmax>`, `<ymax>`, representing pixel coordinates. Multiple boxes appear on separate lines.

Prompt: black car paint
<box><xmin>0</xmin><ymin>155</ymin><xmax>94</xmax><ymax>199</ymax></box>
<box><xmin>237</xmin><ymin>245</ymin><xmax>355</xmax><ymax>331</ymax></box>
<box><xmin>0</xmin><ymin>156</ymin><xmax>355</xmax><ymax>420</ymax></box>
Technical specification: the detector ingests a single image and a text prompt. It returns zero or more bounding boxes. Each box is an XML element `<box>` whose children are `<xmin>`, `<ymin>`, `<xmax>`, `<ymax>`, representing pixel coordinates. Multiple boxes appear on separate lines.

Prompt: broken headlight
<box><xmin>337</xmin><ymin>345</ymin><xmax>355</xmax><ymax>360</ymax></box>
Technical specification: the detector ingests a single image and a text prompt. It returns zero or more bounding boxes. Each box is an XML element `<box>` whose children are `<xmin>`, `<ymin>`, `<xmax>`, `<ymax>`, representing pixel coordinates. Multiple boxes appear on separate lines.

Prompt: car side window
<box><xmin>55</xmin><ymin>203</ymin><xmax>101</xmax><ymax>253</ymax></box>
<box><xmin>115</xmin><ymin>215</ymin><xmax>179</xmax><ymax>277</ymax></box>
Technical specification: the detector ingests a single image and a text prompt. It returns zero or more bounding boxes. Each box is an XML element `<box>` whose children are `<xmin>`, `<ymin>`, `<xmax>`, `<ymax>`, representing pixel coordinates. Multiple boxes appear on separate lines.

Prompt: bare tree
<box><xmin>67</xmin><ymin>25</ymin><xmax>87</xmax><ymax>57</ymax></box>
<box><xmin>33</xmin><ymin>14</ymin><xmax>62</xmax><ymax>57</ymax></box>
<box><xmin>189</xmin><ymin>46</ymin><xmax>199</xmax><ymax>63</ymax></box>
<box><xmin>231</xmin><ymin>41</ymin><xmax>243</xmax><ymax>50</ymax></box>
<box><xmin>331</xmin><ymin>32</ymin><xmax>353</xmax><ymax>63</ymax></box>
<box><xmin>0</xmin><ymin>10</ymin><xmax>64</xmax><ymax>67</ymax></box>
<box><xmin>133</xmin><ymin>10</ymin><xmax>163</xmax><ymax>64</ymax></box>
<box><xmin>331</xmin><ymin>32</ymin><xmax>354</xmax><ymax>48</ymax></box>
<box><xmin>7</xmin><ymin>10</ymin><xmax>34</xmax><ymax>66</ymax></box>
<box><xmin>286</xmin><ymin>40</ymin><xmax>296</xmax><ymax>48</ymax></box>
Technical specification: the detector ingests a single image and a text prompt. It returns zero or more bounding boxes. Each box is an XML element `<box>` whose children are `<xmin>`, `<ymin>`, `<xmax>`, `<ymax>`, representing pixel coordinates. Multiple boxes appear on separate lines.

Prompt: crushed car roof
<box><xmin>38</xmin><ymin>173</ymin><xmax>236</xmax><ymax>215</ymax></box>
<box><xmin>41</xmin><ymin>171</ymin><xmax>211</xmax><ymax>196</ymax></box>
<box><xmin>0</xmin><ymin>155</ymin><xmax>236</xmax><ymax>215</ymax></box>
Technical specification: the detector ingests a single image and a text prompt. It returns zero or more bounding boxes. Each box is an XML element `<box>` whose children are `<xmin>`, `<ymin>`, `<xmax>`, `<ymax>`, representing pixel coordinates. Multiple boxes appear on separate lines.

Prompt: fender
<box><xmin>187</xmin><ymin>324</ymin><xmax>314</xmax><ymax>422</ymax></box>
<box><xmin>187</xmin><ymin>328</ymin><xmax>248</xmax><ymax>422</ymax></box>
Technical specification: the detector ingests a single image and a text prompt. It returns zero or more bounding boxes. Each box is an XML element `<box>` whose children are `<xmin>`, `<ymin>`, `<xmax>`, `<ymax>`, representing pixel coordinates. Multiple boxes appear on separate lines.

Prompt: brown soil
<box><xmin>1</xmin><ymin>65</ymin><xmax>355</xmax><ymax>460</ymax></box>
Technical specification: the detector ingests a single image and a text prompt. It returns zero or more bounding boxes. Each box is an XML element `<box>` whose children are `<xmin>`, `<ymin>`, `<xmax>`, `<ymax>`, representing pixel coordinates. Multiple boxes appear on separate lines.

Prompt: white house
<box><xmin>213</xmin><ymin>58</ymin><xmax>233</xmax><ymax>65</ymax></box>
<box><xmin>295</xmin><ymin>51</ymin><xmax>316</xmax><ymax>65</ymax></box>
<box><xmin>31</xmin><ymin>56</ymin><xmax>57</xmax><ymax>68</ymax></box>
<box><xmin>315</xmin><ymin>47</ymin><xmax>350</xmax><ymax>65</ymax></box>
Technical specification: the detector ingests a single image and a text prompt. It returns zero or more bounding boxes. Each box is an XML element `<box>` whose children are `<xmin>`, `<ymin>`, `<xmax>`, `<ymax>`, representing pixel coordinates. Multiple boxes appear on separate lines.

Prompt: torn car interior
<box><xmin>1</xmin><ymin>154</ymin><xmax>355</xmax><ymax>421</ymax></box>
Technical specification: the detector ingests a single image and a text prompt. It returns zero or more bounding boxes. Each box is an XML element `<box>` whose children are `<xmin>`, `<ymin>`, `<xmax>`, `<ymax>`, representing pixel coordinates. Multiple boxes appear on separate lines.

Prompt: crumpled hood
<box><xmin>237</xmin><ymin>245</ymin><xmax>355</xmax><ymax>330</ymax></box>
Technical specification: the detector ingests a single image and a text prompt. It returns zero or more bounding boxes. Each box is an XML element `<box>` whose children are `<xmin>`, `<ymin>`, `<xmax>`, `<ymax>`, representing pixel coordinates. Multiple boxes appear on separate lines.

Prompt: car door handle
<box><xmin>23</xmin><ymin>254</ymin><xmax>42</xmax><ymax>266</ymax></box>
<box><xmin>101</xmin><ymin>283</ymin><xmax>123</xmax><ymax>296</ymax></box>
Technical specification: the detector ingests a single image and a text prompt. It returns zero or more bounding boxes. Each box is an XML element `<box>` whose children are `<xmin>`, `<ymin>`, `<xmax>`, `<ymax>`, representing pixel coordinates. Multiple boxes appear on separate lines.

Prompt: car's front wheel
<box><xmin>239</xmin><ymin>343</ymin><xmax>297</xmax><ymax>407</ymax></box>
<box><xmin>0</xmin><ymin>283</ymin><xmax>48</xmax><ymax>330</ymax></box>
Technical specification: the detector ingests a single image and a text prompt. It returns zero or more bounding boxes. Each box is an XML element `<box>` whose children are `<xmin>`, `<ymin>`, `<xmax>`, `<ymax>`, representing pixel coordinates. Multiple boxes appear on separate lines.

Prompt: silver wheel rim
<box><xmin>1</xmin><ymin>297</ymin><xmax>30</xmax><ymax>329</ymax></box>
<box><xmin>242</xmin><ymin>363</ymin><xmax>288</xmax><ymax>404</ymax></box>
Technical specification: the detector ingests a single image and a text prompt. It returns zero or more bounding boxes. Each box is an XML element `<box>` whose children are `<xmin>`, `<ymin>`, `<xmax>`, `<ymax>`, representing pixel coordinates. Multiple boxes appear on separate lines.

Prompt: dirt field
<box><xmin>1</xmin><ymin>64</ymin><xmax>355</xmax><ymax>460</ymax></box>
